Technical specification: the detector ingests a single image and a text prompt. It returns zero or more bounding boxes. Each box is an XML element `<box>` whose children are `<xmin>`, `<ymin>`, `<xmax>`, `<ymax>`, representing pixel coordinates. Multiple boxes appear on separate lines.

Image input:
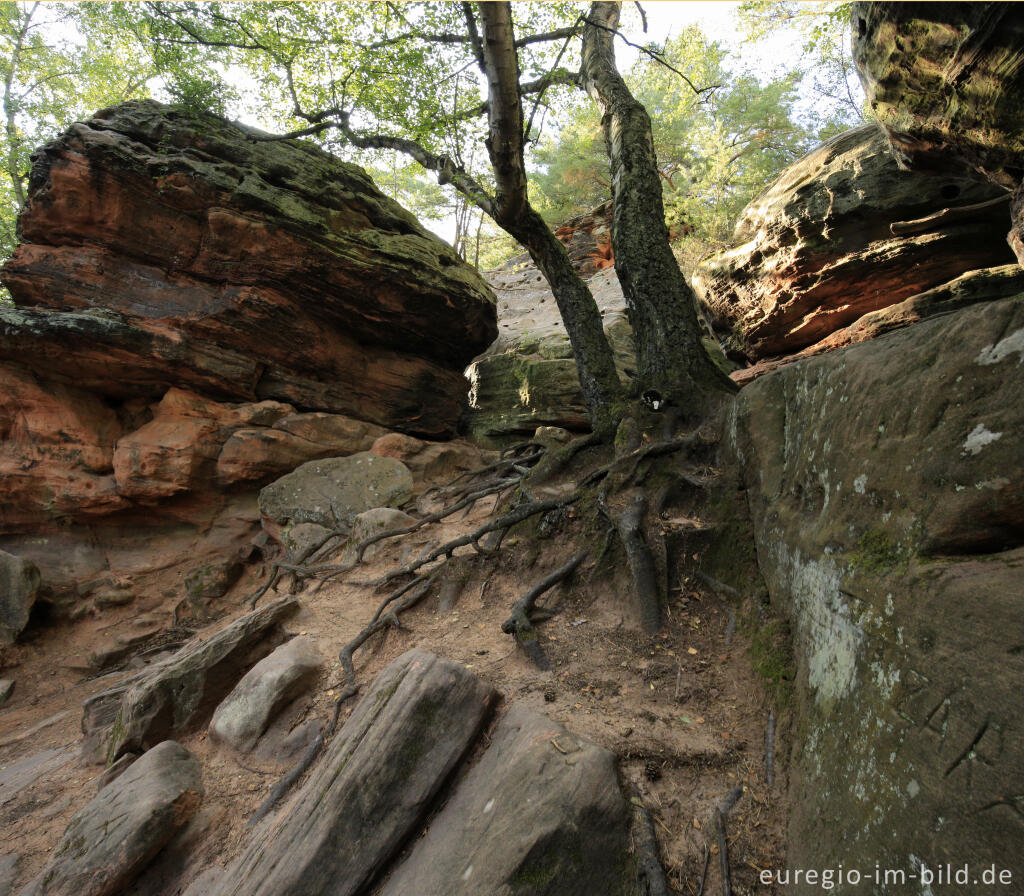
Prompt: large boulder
<box><xmin>852</xmin><ymin>3</ymin><xmax>1024</xmax><ymax>263</ymax></box>
<box><xmin>258</xmin><ymin>451</ymin><xmax>414</xmax><ymax>536</ymax></box>
<box><xmin>693</xmin><ymin>125</ymin><xmax>1014</xmax><ymax>361</ymax></box>
<box><xmin>729</xmin><ymin>296</ymin><xmax>1024</xmax><ymax>890</ymax></box>
<box><xmin>0</xmin><ymin>100</ymin><xmax>496</xmax><ymax>436</ymax></box>
<box><xmin>25</xmin><ymin>741</ymin><xmax>203</xmax><ymax>896</ymax></box>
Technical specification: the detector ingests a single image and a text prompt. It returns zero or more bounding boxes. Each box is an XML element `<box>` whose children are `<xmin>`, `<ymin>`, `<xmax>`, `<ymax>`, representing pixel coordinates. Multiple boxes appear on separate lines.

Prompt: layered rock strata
<box><xmin>693</xmin><ymin>125</ymin><xmax>1015</xmax><ymax>361</ymax></box>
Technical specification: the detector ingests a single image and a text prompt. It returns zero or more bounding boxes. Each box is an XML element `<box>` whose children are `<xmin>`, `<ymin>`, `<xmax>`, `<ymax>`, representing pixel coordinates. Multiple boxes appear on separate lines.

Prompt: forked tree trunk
<box><xmin>582</xmin><ymin>1</ymin><xmax>737</xmax><ymax>412</ymax></box>
<box><xmin>476</xmin><ymin>2</ymin><xmax>624</xmax><ymax>436</ymax></box>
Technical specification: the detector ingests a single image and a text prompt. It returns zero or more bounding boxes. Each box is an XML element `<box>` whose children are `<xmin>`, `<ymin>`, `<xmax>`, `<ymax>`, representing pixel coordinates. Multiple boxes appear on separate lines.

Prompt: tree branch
<box><xmin>461</xmin><ymin>2</ymin><xmax>486</xmax><ymax>71</ymax></box>
<box><xmin>582</xmin><ymin>13</ymin><xmax>718</xmax><ymax>97</ymax></box>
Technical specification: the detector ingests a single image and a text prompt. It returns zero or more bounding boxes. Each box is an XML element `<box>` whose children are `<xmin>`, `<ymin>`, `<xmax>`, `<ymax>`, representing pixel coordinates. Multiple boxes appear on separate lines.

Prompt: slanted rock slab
<box><xmin>81</xmin><ymin>596</ymin><xmax>299</xmax><ymax>763</ymax></box>
<box><xmin>0</xmin><ymin>854</ymin><xmax>19</xmax><ymax>896</ymax></box>
<box><xmin>378</xmin><ymin>703</ymin><xmax>635</xmax><ymax>896</ymax></box>
<box><xmin>258</xmin><ymin>451</ymin><xmax>413</xmax><ymax>534</ymax></box>
<box><xmin>0</xmin><ymin>550</ymin><xmax>40</xmax><ymax>644</ymax></box>
<box><xmin>212</xmin><ymin>649</ymin><xmax>497</xmax><ymax>896</ymax></box>
<box><xmin>26</xmin><ymin>741</ymin><xmax>202</xmax><ymax>896</ymax></box>
<box><xmin>209</xmin><ymin>636</ymin><xmax>322</xmax><ymax>752</ymax></box>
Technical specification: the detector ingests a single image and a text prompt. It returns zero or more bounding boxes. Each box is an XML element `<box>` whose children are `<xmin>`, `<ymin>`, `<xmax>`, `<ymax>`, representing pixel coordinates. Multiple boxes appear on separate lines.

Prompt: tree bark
<box><xmin>476</xmin><ymin>2</ymin><xmax>624</xmax><ymax>435</ymax></box>
<box><xmin>582</xmin><ymin>1</ymin><xmax>736</xmax><ymax>412</ymax></box>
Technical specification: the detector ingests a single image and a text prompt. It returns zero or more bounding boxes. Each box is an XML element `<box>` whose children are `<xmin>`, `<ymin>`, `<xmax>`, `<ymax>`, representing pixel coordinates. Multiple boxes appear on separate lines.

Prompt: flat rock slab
<box><xmin>25</xmin><ymin>741</ymin><xmax>202</xmax><ymax>896</ymax></box>
<box><xmin>0</xmin><ymin>748</ymin><xmax>74</xmax><ymax>809</ymax></box>
<box><xmin>259</xmin><ymin>452</ymin><xmax>413</xmax><ymax>532</ymax></box>
<box><xmin>378</xmin><ymin>703</ymin><xmax>634</xmax><ymax>896</ymax></box>
<box><xmin>210</xmin><ymin>636</ymin><xmax>322</xmax><ymax>752</ymax></box>
<box><xmin>82</xmin><ymin>596</ymin><xmax>299</xmax><ymax>764</ymax></box>
<box><xmin>212</xmin><ymin>649</ymin><xmax>497</xmax><ymax>896</ymax></box>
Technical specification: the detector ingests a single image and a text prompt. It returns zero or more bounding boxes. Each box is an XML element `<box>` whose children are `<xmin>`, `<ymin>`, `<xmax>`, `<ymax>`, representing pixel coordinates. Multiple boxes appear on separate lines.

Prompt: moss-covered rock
<box><xmin>730</xmin><ymin>296</ymin><xmax>1024</xmax><ymax>891</ymax></box>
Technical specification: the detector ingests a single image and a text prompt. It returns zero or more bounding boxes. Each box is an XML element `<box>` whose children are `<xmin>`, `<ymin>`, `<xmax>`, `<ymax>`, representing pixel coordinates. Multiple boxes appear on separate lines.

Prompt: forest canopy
<box><xmin>2</xmin><ymin>1</ymin><xmax>860</xmax><ymax>275</ymax></box>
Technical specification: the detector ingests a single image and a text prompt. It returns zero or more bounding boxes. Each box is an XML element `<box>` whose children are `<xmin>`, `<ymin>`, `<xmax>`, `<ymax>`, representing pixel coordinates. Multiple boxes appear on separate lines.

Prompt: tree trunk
<box><xmin>476</xmin><ymin>2</ymin><xmax>624</xmax><ymax>436</ymax></box>
<box><xmin>582</xmin><ymin>1</ymin><xmax>736</xmax><ymax>413</ymax></box>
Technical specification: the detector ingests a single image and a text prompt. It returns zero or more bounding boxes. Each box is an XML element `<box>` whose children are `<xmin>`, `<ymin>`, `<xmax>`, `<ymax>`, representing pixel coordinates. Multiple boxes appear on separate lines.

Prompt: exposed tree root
<box><xmin>249</xmin><ymin>574</ymin><xmax>435</xmax><ymax>824</ymax></box>
<box><xmin>246</xmin><ymin>425</ymin><xmax>725</xmax><ymax>828</ymax></box>
<box><xmin>374</xmin><ymin>494</ymin><xmax>580</xmax><ymax>587</ymax></box>
<box><xmin>630</xmin><ymin>783</ymin><xmax>671</xmax><ymax>896</ymax></box>
<box><xmin>502</xmin><ymin>551</ymin><xmax>586</xmax><ymax>668</ymax></box>
<box><xmin>713</xmin><ymin>785</ymin><xmax>744</xmax><ymax>896</ymax></box>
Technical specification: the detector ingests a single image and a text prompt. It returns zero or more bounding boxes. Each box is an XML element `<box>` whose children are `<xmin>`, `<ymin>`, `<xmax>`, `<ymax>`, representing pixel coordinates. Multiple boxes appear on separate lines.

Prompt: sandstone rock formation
<box><xmin>693</xmin><ymin>124</ymin><xmax>1015</xmax><ymax>361</ymax></box>
<box><xmin>729</xmin><ymin>296</ymin><xmax>1024</xmax><ymax>887</ymax></box>
<box><xmin>466</xmin><ymin>263</ymin><xmax>637</xmax><ymax>441</ymax></box>
<box><xmin>852</xmin><ymin>3</ymin><xmax>1024</xmax><ymax>263</ymax></box>
<box><xmin>1</xmin><ymin>100</ymin><xmax>496</xmax><ymax>435</ymax></box>
<box><xmin>731</xmin><ymin>263</ymin><xmax>1024</xmax><ymax>385</ymax></box>
<box><xmin>25</xmin><ymin>741</ymin><xmax>203</xmax><ymax>896</ymax></box>
<box><xmin>0</xmin><ymin>100</ymin><xmax>496</xmax><ymax>616</ymax></box>
<box><xmin>552</xmin><ymin>200</ymin><xmax>615</xmax><ymax>276</ymax></box>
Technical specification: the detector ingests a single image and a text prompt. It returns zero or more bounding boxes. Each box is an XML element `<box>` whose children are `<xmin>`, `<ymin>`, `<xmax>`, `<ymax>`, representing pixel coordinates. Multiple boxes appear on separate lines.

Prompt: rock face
<box><xmin>209</xmin><ymin>636</ymin><xmax>322</xmax><ymax>753</ymax></box>
<box><xmin>731</xmin><ymin>263</ymin><xmax>1024</xmax><ymax>385</ymax></box>
<box><xmin>694</xmin><ymin>125</ymin><xmax>1015</xmax><ymax>361</ymax></box>
<box><xmin>0</xmin><ymin>99</ymin><xmax>494</xmax><ymax>614</ymax></box>
<box><xmin>729</xmin><ymin>297</ymin><xmax>1024</xmax><ymax>890</ymax></box>
<box><xmin>1</xmin><ymin>100</ymin><xmax>496</xmax><ymax>435</ymax></box>
<box><xmin>378</xmin><ymin>703</ymin><xmax>634</xmax><ymax>896</ymax></box>
<box><xmin>852</xmin><ymin>3</ymin><xmax>1024</xmax><ymax>263</ymax></box>
<box><xmin>26</xmin><ymin>741</ymin><xmax>203</xmax><ymax>896</ymax></box>
<box><xmin>552</xmin><ymin>201</ymin><xmax>615</xmax><ymax>276</ymax></box>
<box><xmin>82</xmin><ymin>596</ymin><xmax>298</xmax><ymax>763</ymax></box>
<box><xmin>852</xmin><ymin>3</ymin><xmax>1024</xmax><ymax>190</ymax></box>
<box><xmin>0</xmin><ymin>550</ymin><xmax>40</xmax><ymax>644</ymax></box>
